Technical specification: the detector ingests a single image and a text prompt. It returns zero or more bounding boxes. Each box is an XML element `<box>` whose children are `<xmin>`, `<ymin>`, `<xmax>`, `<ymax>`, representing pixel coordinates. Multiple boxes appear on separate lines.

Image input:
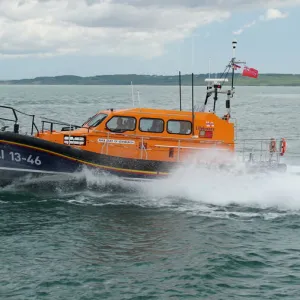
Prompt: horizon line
<box><xmin>0</xmin><ymin>72</ymin><xmax>300</xmax><ymax>81</ymax></box>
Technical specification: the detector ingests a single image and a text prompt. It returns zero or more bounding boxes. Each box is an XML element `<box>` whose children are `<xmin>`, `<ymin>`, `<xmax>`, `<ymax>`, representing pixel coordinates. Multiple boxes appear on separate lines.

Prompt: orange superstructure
<box><xmin>37</xmin><ymin>107</ymin><xmax>235</xmax><ymax>163</ymax></box>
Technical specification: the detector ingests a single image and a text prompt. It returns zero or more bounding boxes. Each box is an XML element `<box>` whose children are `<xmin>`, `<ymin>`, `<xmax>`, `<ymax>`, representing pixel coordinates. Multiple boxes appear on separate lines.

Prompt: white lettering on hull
<box><xmin>98</xmin><ymin>139</ymin><xmax>135</xmax><ymax>145</ymax></box>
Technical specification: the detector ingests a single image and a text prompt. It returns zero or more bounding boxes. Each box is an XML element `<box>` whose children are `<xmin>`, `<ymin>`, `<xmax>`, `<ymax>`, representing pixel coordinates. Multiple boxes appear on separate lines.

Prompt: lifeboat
<box><xmin>0</xmin><ymin>41</ymin><xmax>287</xmax><ymax>184</ymax></box>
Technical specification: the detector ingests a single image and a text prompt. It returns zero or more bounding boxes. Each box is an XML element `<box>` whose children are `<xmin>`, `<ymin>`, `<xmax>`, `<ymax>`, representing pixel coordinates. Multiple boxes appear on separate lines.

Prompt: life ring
<box><xmin>269</xmin><ymin>138</ymin><xmax>276</xmax><ymax>153</ymax></box>
<box><xmin>280</xmin><ymin>138</ymin><xmax>287</xmax><ymax>156</ymax></box>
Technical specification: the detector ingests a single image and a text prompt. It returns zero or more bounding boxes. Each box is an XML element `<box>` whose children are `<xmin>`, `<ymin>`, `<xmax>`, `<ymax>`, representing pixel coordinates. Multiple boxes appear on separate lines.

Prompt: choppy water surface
<box><xmin>1</xmin><ymin>85</ymin><xmax>300</xmax><ymax>299</ymax></box>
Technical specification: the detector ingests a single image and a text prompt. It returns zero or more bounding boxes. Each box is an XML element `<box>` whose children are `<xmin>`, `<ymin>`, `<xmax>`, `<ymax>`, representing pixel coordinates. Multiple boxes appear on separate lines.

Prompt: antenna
<box><xmin>192</xmin><ymin>73</ymin><xmax>194</xmax><ymax>135</ymax></box>
<box><xmin>179</xmin><ymin>71</ymin><xmax>182</xmax><ymax>111</ymax></box>
<box><xmin>208</xmin><ymin>57</ymin><xmax>211</xmax><ymax>79</ymax></box>
<box><xmin>192</xmin><ymin>37</ymin><xmax>195</xmax><ymax>70</ymax></box>
<box><xmin>137</xmin><ymin>90</ymin><xmax>141</xmax><ymax>106</ymax></box>
<box><xmin>131</xmin><ymin>81</ymin><xmax>134</xmax><ymax>107</ymax></box>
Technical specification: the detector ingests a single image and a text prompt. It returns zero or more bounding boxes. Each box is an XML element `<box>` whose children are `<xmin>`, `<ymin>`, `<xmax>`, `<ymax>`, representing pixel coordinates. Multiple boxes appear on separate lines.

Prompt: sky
<box><xmin>0</xmin><ymin>0</ymin><xmax>299</xmax><ymax>79</ymax></box>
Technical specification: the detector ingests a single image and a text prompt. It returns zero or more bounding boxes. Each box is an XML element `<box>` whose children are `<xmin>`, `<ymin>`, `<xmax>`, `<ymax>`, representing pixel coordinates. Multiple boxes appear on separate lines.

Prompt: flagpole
<box><xmin>231</xmin><ymin>40</ymin><xmax>237</xmax><ymax>89</ymax></box>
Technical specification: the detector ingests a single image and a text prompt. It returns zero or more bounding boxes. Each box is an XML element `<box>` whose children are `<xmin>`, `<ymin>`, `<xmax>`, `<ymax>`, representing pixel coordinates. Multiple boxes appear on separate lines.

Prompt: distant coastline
<box><xmin>0</xmin><ymin>74</ymin><xmax>299</xmax><ymax>86</ymax></box>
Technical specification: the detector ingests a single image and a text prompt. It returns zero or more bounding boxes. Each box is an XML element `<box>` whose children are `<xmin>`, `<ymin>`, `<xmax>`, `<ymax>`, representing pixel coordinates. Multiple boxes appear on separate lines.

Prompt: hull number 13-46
<box><xmin>0</xmin><ymin>150</ymin><xmax>42</xmax><ymax>166</ymax></box>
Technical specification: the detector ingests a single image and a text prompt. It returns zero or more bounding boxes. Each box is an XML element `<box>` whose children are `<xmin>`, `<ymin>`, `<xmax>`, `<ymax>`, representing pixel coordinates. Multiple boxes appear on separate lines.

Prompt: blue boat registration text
<box><xmin>0</xmin><ymin>150</ymin><xmax>42</xmax><ymax>166</ymax></box>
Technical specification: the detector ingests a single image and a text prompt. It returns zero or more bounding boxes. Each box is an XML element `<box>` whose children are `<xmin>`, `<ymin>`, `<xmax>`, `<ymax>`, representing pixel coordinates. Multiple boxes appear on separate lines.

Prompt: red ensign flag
<box><xmin>242</xmin><ymin>66</ymin><xmax>259</xmax><ymax>78</ymax></box>
<box><xmin>233</xmin><ymin>64</ymin><xmax>241</xmax><ymax>70</ymax></box>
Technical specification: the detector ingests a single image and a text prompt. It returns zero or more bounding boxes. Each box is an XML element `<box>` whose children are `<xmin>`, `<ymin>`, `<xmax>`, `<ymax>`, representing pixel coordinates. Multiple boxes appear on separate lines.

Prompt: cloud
<box><xmin>103</xmin><ymin>0</ymin><xmax>300</xmax><ymax>10</ymax></box>
<box><xmin>0</xmin><ymin>0</ymin><xmax>231</xmax><ymax>58</ymax></box>
<box><xmin>233</xmin><ymin>7</ymin><xmax>288</xmax><ymax>35</ymax></box>
<box><xmin>0</xmin><ymin>0</ymin><xmax>298</xmax><ymax>58</ymax></box>
<box><xmin>261</xmin><ymin>8</ymin><xmax>288</xmax><ymax>20</ymax></box>
<box><xmin>233</xmin><ymin>20</ymin><xmax>256</xmax><ymax>35</ymax></box>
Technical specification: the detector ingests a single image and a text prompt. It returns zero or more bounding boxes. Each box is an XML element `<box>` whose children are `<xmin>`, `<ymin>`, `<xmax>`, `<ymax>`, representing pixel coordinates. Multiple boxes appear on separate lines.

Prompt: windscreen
<box><xmin>83</xmin><ymin>113</ymin><xmax>107</xmax><ymax>127</ymax></box>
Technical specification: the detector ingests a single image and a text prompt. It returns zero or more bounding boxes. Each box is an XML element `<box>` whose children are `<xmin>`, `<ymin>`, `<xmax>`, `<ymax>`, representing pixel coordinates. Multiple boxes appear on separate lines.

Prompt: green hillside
<box><xmin>0</xmin><ymin>73</ymin><xmax>299</xmax><ymax>86</ymax></box>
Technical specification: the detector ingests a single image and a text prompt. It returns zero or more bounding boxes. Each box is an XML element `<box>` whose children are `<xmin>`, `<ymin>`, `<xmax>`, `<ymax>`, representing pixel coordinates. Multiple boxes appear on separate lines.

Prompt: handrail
<box><xmin>233</xmin><ymin>137</ymin><xmax>286</xmax><ymax>163</ymax></box>
<box><xmin>103</xmin><ymin>109</ymin><xmax>207</xmax><ymax>118</ymax></box>
<box><xmin>0</xmin><ymin>105</ymin><xmax>39</xmax><ymax>135</ymax></box>
<box><xmin>235</xmin><ymin>138</ymin><xmax>284</xmax><ymax>142</ymax></box>
<box><xmin>93</xmin><ymin>129</ymin><xmax>230</xmax><ymax>145</ymax></box>
<box><xmin>0</xmin><ymin>117</ymin><xmax>16</xmax><ymax>122</ymax></box>
<box><xmin>100</xmin><ymin>132</ymin><xmax>110</xmax><ymax>154</ymax></box>
<box><xmin>41</xmin><ymin>116</ymin><xmax>83</xmax><ymax>127</ymax></box>
<box><xmin>140</xmin><ymin>137</ymin><xmax>148</xmax><ymax>159</ymax></box>
<box><xmin>40</xmin><ymin>117</ymin><xmax>90</xmax><ymax>134</ymax></box>
<box><xmin>154</xmin><ymin>144</ymin><xmax>230</xmax><ymax>151</ymax></box>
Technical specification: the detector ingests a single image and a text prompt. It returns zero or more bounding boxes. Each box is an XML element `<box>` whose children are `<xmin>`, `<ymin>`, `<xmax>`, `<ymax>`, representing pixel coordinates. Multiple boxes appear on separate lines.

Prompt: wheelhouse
<box><xmin>36</xmin><ymin>107</ymin><xmax>235</xmax><ymax>163</ymax></box>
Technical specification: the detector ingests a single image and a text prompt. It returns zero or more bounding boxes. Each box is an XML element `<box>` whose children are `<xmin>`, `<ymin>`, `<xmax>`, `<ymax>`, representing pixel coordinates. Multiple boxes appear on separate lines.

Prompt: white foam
<box><xmin>143</xmin><ymin>166</ymin><xmax>300</xmax><ymax>211</ymax></box>
<box><xmin>141</xmin><ymin>150</ymin><xmax>300</xmax><ymax>212</ymax></box>
<box><xmin>2</xmin><ymin>150</ymin><xmax>300</xmax><ymax>215</ymax></box>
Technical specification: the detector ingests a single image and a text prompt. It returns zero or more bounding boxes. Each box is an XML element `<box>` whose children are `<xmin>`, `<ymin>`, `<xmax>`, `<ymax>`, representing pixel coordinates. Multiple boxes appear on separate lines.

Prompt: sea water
<box><xmin>1</xmin><ymin>85</ymin><xmax>300</xmax><ymax>299</ymax></box>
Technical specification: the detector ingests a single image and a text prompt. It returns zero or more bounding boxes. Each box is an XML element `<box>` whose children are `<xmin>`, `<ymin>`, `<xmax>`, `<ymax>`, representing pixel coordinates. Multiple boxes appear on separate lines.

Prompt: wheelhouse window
<box><xmin>106</xmin><ymin>116</ymin><xmax>136</xmax><ymax>132</ymax></box>
<box><xmin>84</xmin><ymin>113</ymin><xmax>107</xmax><ymax>127</ymax></box>
<box><xmin>167</xmin><ymin>120</ymin><xmax>192</xmax><ymax>135</ymax></box>
<box><xmin>139</xmin><ymin>118</ymin><xmax>164</xmax><ymax>133</ymax></box>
